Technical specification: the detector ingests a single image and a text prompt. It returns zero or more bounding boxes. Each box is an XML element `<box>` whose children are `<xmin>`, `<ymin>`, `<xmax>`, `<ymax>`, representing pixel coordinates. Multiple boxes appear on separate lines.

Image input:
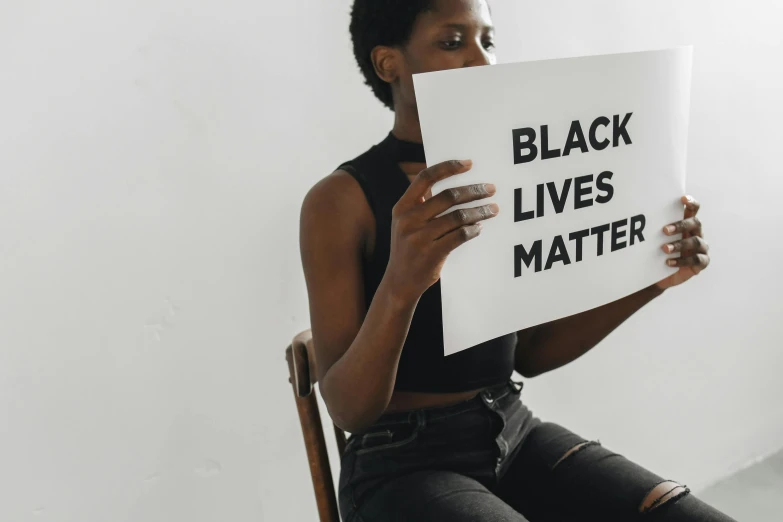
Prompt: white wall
<box><xmin>0</xmin><ymin>1</ymin><xmax>780</xmax><ymax>521</ymax></box>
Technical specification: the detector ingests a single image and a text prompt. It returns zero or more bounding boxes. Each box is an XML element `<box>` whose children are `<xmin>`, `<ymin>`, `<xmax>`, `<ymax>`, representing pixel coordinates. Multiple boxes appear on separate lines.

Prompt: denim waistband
<box><xmin>366</xmin><ymin>380</ymin><xmax>521</xmax><ymax>430</ymax></box>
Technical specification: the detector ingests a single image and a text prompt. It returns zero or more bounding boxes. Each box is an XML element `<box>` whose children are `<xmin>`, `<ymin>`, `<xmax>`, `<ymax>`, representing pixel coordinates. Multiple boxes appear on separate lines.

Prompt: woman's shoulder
<box><xmin>302</xmin><ymin>140</ymin><xmax>387</xmax><ymax>224</ymax></box>
<box><xmin>303</xmin><ymin>168</ymin><xmax>368</xmax><ymax>214</ymax></box>
<box><xmin>300</xmin><ymin>167</ymin><xmax>375</xmax><ymax>247</ymax></box>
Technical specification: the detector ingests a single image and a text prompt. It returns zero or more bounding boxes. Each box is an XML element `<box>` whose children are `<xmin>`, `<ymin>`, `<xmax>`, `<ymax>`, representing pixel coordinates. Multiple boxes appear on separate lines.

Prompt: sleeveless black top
<box><xmin>339</xmin><ymin>133</ymin><xmax>517</xmax><ymax>393</ymax></box>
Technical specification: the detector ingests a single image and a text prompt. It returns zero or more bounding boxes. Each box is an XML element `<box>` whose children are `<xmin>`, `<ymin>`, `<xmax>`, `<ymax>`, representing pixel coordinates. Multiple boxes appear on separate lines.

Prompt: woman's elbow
<box><xmin>327</xmin><ymin>405</ymin><xmax>380</xmax><ymax>434</ymax></box>
<box><xmin>515</xmin><ymin>356</ymin><xmax>546</xmax><ymax>379</ymax></box>
<box><xmin>331</xmin><ymin>414</ymin><xmax>371</xmax><ymax>435</ymax></box>
<box><xmin>516</xmin><ymin>366</ymin><xmax>542</xmax><ymax>379</ymax></box>
<box><xmin>320</xmin><ymin>382</ymin><xmax>383</xmax><ymax>434</ymax></box>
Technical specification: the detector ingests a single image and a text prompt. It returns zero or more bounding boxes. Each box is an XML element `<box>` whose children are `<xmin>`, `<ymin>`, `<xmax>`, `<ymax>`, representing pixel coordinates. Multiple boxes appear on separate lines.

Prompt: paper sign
<box><xmin>413</xmin><ymin>47</ymin><xmax>692</xmax><ymax>355</ymax></box>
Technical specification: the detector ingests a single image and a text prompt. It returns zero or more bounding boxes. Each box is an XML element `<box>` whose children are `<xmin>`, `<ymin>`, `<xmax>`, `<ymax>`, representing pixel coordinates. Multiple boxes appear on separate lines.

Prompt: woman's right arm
<box><xmin>300</xmin><ymin>160</ymin><xmax>497</xmax><ymax>433</ymax></box>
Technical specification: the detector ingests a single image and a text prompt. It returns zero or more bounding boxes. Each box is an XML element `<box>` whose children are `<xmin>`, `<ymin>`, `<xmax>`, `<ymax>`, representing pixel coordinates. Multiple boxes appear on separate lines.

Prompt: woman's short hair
<box><xmin>349</xmin><ymin>0</ymin><xmax>434</xmax><ymax>110</ymax></box>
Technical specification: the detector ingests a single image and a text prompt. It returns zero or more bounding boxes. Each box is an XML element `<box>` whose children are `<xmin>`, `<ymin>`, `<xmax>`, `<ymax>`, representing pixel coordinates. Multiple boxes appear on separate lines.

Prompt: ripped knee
<box><xmin>551</xmin><ymin>440</ymin><xmax>600</xmax><ymax>470</ymax></box>
<box><xmin>639</xmin><ymin>480</ymin><xmax>690</xmax><ymax>514</ymax></box>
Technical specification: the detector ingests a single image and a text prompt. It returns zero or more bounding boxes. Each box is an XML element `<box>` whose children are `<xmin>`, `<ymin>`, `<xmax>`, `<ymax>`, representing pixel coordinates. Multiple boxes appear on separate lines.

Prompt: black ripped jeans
<box><xmin>338</xmin><ymin>381</ymin><xmax>735</xmax><ymax>521</ymax></box>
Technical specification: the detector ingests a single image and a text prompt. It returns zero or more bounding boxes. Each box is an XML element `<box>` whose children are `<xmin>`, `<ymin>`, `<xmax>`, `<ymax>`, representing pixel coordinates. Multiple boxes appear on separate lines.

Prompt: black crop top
<box><xmin>338</xmin><ymin>132</ymin><xmax>517</xmax><ymax>393</ymax></box>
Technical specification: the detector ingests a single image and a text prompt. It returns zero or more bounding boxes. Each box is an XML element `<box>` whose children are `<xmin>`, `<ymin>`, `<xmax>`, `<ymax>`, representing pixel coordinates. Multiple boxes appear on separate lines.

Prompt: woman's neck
<box><xmin>391</xmin><ymin>106</ymin><xmax>423</xmax><ymax>144</ymax></box>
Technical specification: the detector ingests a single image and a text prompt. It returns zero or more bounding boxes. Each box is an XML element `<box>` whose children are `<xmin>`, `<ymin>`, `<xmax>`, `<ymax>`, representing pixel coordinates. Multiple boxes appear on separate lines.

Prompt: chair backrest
<box><xmin>285</xmin><ymin>329</ymin><xmax>347</xmax><ymax>522</ymax></box>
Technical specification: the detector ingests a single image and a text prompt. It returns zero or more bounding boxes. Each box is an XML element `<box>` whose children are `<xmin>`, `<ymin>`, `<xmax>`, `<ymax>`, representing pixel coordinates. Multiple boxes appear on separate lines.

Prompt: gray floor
<box><xmin>699</xmin><ymin>449</ymin><xmax>783</xmax><ymax>521</ymax></box>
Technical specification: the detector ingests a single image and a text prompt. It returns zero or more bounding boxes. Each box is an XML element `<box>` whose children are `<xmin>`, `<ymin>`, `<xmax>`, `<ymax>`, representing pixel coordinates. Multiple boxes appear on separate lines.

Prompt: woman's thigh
<box><xmin>347</xmin><ymin>470</ymin><xmax>529</xmax><ymax>522</ymax></box>
<box><xmin>497</xmin><ymin>422</ymin><xmax>736</xmax><ymax>522</ymax></box>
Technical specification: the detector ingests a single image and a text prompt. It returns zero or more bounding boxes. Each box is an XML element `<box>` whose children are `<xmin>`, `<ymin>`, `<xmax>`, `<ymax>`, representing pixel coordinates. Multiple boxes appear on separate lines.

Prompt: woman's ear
<box><xmin>371</xmin><ymin>46</ymin><xmax>400</xmax><ymax>84</ymax></box>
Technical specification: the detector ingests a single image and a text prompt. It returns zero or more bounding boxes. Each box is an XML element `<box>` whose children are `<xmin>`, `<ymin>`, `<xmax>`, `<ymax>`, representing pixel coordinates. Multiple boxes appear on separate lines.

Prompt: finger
<box><xmin>662</xmin><ymin>235</ymin><xmax>709</xmax><ymax>255</ymax></box>
<box><xmin>682</xmin><ymin>195</ymin><xmax>701</xmax><ymax>219</ymax></box>
<box><xmin>416</xmin><ymin>183</ymin><xmax>496</xmax><ymax>220</ymax></box>
<box><xmin>666</xmin><ymin>253</ymin><xmax>710</xmax><ymax>271</ymax></box>
<box><xmin>436</xmin><ymin>222</ymin><xmax>482</xmax><ymax>253</ymax></box>
<box><xmin>663</xmin><ymin>216</ymin><xmax>702</xmax><ymax>236</ymax></box>
<box><xmin>429</xmin><ymin>203</ymin><xmax>499</xmax><ymax>240</ymax></box>
<box><xmin>680</xmin><ymin>195</ymin><xmax>701</xmax><ymax>239</ymax></box>
<box><xmin>399</xmin><ymin>160</ymin><xmax>473</xmax><ymax>209</ymax></box>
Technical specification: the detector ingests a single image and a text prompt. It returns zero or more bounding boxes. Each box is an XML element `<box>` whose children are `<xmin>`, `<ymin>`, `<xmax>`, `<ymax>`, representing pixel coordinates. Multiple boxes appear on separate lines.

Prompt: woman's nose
<box><xmin>465</xmin><ymin>42</ymin><xmax>493</xmax><ymax>68</ymax></box>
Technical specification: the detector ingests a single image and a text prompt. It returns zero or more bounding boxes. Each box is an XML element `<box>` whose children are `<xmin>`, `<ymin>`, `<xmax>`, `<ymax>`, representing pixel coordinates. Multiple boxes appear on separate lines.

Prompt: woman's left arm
<box><xmin>515</xmin><ymin>195</ymin><xmax>710</xmax><ymax>378</ymax></box>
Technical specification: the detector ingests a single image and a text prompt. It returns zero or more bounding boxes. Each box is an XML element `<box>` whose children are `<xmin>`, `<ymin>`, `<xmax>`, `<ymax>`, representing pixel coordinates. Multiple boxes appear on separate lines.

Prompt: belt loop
<box><xmin>481</xmin><ymin>389</ymin><xmax>495</xmax><ymax>405</ymax></box>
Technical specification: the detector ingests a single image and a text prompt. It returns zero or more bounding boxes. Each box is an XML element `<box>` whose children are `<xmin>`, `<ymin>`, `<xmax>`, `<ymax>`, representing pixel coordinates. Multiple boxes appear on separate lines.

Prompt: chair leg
<box><xmin>287</xmin><ymin>351</ymin><xmax>340</xmax><ymax>522</ymax></box>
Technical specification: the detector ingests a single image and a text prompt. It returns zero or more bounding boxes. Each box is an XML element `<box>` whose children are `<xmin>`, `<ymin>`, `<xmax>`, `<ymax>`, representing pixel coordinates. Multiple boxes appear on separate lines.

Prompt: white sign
<box><xmin>413</xmin><ymin>47</ymin><xmax>693</xmax><ymax>355</ymax></box>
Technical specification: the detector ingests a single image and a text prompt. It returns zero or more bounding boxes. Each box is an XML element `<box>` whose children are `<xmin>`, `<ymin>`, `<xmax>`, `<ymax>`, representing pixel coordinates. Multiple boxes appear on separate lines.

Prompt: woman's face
<box><xmin>394</xmin><ymin>0</ymin><xmax>496</xmax><ymax>110</ymax></box>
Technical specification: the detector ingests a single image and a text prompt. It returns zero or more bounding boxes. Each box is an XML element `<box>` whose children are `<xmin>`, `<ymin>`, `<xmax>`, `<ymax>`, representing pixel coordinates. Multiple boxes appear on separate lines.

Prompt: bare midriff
<box><xmin>384</xmin><ymin>388</ymin><xmax>485</xmax><ymax>413</ymax></box>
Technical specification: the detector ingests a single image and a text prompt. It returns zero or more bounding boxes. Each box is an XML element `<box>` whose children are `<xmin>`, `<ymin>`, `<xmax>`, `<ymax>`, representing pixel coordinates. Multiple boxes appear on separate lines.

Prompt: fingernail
<box><xmin>459</xmin><ymin>160</ymin><xmax>473</xmax><ymax>168</ymax></box>
<box><xmin>667</xmin><ymin>259</ymin><xmax>678</xmax><ymax>267</ymax></box>
<box><xmin>484</xmin><ymin>183</ymin><xmax>496</xmax><ymax>194</ymax></box>
<box><xmin>489</xmin><ymin>203</ymin><xmax>500</xmax><ymax>215</ymax></box>
<box><xmin>685</xmin><ymin>195</ymin><xmax>694</xmax><ymax>203</ymax></box>
<box><xmin>664</xmin><ymin>225</ymin><xmax>676</xmax><ymax>234</ymax></box>
<box><xmin>663</xmin><ymin>244</ymin><xmax>675</xmax><ymax>253</ymax></box>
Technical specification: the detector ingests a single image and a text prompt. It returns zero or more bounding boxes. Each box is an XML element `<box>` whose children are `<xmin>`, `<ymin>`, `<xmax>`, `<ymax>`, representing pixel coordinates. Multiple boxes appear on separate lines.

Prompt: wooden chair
<box><xmin>286</xmin><ymin>329</ymin><xmax>347</xmax><ymax>522</ymax></box>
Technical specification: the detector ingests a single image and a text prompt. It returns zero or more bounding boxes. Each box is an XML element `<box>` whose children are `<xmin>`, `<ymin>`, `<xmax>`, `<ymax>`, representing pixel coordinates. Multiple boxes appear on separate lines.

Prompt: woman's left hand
<box><xmin>656</xmin><ymin>195</ymin><xmax>710</xmax><ymax>291</ymax></box>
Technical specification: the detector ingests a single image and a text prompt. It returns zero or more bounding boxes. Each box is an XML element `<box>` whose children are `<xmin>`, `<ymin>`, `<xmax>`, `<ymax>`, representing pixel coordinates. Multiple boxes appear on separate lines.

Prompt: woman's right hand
<box><xmin>385</xmin><ymin>159</ymin><xmax>499</xmax><ymax>302</ymax></box>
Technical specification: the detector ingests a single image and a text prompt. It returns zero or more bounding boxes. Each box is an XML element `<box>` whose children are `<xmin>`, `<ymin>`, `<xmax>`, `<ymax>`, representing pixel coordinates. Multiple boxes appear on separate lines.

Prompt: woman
<box><xmin>300</xmin><ymin>1</ymin><xmax>729</xmax><ymax>520</ymax></box>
